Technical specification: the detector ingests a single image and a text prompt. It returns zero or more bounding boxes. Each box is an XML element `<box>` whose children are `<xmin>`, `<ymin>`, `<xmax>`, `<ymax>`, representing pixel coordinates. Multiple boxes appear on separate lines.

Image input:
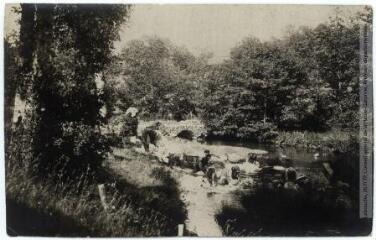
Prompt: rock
<box><xmin>167</xmin><ymin>153</ymin><xmax>182</xmax><ymax>166</ymax></box>
<box><xmin>273</xmin><ymin>166</ymin><xmax>286</xmax><ymax>172</ymax></box>
<box><xmin>129</xmin><ymin>136</ymin><xmax>143</xmax><ymax>147</ymax></box>
<box><xmin>211</xmin><ymin>161</ymin><xmax>225</xmax><ymax>169</ymax></box>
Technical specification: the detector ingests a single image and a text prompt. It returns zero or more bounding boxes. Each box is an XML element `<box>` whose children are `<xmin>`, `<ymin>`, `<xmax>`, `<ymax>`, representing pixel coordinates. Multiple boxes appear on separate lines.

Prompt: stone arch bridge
<box><xmin>138</xmin><ymin>119</ymin><xmax>206</xmax><ymax>139</ymax></box>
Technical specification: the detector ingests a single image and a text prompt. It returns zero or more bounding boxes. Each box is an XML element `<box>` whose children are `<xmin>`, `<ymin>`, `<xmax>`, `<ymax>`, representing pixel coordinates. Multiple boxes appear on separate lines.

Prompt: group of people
<box><xmin>197</xmin><ymin>150</ymin><xmax>244</xmax><ymax>187</ymax></box>
<box><xmin>118</xmin><ymin>108</ymin><xmax>301</xmax><ymax>190</ymax></box>
<box><xmin>120</xmin><ymin>107</ymin><xmax>162</xmax><ymax>153</ymax></box>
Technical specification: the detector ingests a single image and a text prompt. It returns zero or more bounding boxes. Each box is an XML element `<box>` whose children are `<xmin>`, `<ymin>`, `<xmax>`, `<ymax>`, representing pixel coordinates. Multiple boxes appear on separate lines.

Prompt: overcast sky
<box><xmin>115</xmin><ymin>5</ymin><xmax>364</xmax><ymax>62</ymax></box>
<box><xmin>6</xmin><ymin>4</ymin><xmax>365</xmax><ymax>62</ymax></box>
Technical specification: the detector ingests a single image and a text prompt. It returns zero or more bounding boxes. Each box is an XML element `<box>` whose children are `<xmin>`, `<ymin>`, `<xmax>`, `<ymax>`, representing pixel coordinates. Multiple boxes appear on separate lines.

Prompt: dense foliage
<box><xmin>105</xmin><ymin>7</ymin><xmax>372</xmax><ymax>142</ymax></box>
<box><xmin>200</xmin><ymin>8</ymin><xmax>372</xmax><ymax>141</ymax></box>
<box><xmin>16</xmin><ymin>4</ymin><xmax>131</xmax><ymax>180</ymax></box>
<box><xmin>110</xmin><ymin>37</ymin><xmax>209</xmax><ymax>120</ymax></box>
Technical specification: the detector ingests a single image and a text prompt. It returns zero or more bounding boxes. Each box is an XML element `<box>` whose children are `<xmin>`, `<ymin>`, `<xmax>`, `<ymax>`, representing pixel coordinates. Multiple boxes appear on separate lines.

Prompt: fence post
<box><xmin>178</xmin><ymin>224</ymin><xmax>184</xmax><ymax>236</ymax></box>
<box><xmin>98</xmin><ymin>184</ymin><xmax>108</xmax><ymax>211</ymax></box>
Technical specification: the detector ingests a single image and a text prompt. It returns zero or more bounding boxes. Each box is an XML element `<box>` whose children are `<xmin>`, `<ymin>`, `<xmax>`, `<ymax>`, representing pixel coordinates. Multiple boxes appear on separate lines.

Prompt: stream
<box><xmin>177</xmin><ymin>140</ymin><xmax>331</xmax><ymax>237</ymax></box>
<box><xmin>135</xmin><ymin>120</ymin><xmax>336</xmax><ymax>236</ymax></box>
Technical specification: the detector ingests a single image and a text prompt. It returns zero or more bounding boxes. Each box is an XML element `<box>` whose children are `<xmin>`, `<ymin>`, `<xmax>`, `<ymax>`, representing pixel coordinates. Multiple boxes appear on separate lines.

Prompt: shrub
<box><xmin>275</xmin><ymin>130</ymin><xmax>357</xmax><ymax>152</ymax></box>
<box><xmin>30</xmin><ymin>120</ymin><xmax>110</xmax><ymax>182</ymax></box>
<box><xmin>238</xmin><ymin>122</ymin><xmax>278</xmax><ymax>143</ymax></box>
<box><xmin>207</xmin><ymin>121</ymin><xmax>278</xmax><ymax>143</ymax></box>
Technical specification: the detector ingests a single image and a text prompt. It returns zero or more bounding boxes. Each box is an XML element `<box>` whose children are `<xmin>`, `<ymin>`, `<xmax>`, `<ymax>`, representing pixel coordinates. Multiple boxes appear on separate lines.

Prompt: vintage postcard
<box><xmin>3</xmin><ymin>2</ymin><xmax>374</xmax><ymax>237</ymax></box>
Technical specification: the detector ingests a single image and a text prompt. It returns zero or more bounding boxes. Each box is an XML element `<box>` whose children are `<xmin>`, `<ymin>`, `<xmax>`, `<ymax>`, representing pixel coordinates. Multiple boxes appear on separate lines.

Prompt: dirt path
<box><xmin>178</xmin><ymin>173</ymin><xmax>241</xmax><ymax>236</ymax></box>
<box><xmin>110</xmin><ymin>148</ymin><xmax>229</xmax><ymax>236</ymax></box>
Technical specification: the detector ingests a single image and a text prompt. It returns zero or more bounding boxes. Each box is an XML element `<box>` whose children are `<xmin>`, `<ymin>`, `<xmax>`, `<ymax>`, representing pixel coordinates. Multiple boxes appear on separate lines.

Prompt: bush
<box><xmin>238</xmin><ymin>122</ymin><xmax>278</xmax><ymax>143</ymax></box>
<box><xmin>31</xmin><ymin>120</ymin><xmax>110</xmax><ymax>182</ymax></box>
<box><xmin>275</xmin><ymin>130</ymin><xmax>357</xmax><ymax>151</ymax></box>
<box><xmin>6</xmin><ymin>112</ymin><xmax>111</xmax><ymax>183</ymax></box>
<box><xmin>207</xmin><ymin>121</ymin><xmax>278</xmax><ymax>143</ymax></box>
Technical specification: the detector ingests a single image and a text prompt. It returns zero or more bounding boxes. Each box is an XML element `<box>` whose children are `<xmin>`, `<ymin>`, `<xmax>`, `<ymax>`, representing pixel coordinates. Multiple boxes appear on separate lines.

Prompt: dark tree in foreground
<box><xmin>17</xmin><ymin>4</ymin><xmax>131</xmax><ymax>180</ymax></box>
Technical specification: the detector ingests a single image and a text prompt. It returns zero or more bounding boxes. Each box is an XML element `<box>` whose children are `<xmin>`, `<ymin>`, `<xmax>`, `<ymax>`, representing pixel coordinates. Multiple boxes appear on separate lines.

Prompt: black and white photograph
<box><xmin>2</xmin><ymin>2</ymin><xmax>374</xmax><ymax>237</ymax></box>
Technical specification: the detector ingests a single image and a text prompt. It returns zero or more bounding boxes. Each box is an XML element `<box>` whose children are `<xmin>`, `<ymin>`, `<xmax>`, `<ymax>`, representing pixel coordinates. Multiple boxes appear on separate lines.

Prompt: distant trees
<box><xmin>103</xmin><ymin>7</ymin><xmax>371</xmax><ymax>143</ymax></box>
<box><xmin>200</xmin><ymin>7</ymin><xmax>372</xmax><ymax>141</ymax></box>
<box><xmin>115</xmin><ymin>37</ymin><xmax>208</xmax><ymax>120</ymax></box>
<box><xmin>17</xmin><ymin>4</ymin><xmax>131</xmax><ymax>180</ymax></box>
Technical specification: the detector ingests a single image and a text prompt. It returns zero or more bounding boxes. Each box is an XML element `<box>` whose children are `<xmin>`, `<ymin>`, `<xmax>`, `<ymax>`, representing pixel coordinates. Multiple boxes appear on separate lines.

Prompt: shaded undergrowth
<box><xmin>6</xmin><ymin>198</ymin><xmax>90</xmax><ymax>237</ymax></box>
<box><xmin>216</xmin><ymin>174</ymin><xmax>372</xmax><ymax>236</ymax></box>
<box><xmin>6</xmin><ymin>147</ymin><xmax>186</xmax><ymax>237</ymax></box>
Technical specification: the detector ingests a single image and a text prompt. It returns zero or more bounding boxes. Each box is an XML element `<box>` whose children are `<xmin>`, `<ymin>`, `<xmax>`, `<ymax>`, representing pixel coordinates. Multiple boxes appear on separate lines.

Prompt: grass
<box><xmin>6</xmin><ymin>145</ymin><xmax>186</xmax><ymax>237</ymax></box>
<box><xmin>216</xmin><ymin>186</ymin><xmax>372</xmax><ymax>236</ymax></box>
<box><xmin>109</xmin><ymin>147</ymin><xmax>169</xmax><ymax>187</ymax></box>
<box><xmin>275</xmin><ymin>129</ymin><xmax>358</xmax><ymax>152</ymax></box>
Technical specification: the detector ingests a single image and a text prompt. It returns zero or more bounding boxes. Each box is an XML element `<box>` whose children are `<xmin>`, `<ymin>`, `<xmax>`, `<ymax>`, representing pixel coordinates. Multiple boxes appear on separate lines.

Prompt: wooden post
<box><xmin>178</xmin><ymin>224</ymin><xmax>184</xmax><ymax>236</ymax></box>
<box><xmin>98</xmin><ymin>184</ymin><xmax>108</xmax><ymax>211</ymax></box>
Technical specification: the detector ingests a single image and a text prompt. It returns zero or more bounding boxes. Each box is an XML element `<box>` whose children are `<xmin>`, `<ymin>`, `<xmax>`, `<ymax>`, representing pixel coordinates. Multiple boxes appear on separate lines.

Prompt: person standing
<box><xmin>120</xmin><ymin>107</ymin><xmax>139</xmax><ymax>147</ymax></box>
<box><xmin>201</xmin><ymin>150</ymin><xmax>212</xmax><ymax>173</ymax></box>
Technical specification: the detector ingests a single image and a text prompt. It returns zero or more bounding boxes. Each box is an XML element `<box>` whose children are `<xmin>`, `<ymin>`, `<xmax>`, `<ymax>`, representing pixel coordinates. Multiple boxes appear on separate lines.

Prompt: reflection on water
<box><xmin>207</xmin><ymin>140</ymin><xmax>335</xmax><ymax>185</ymax></box>
<box><xmin>181</xmin><ymin>140</ymin><xmax>340</xmax><ymax>236</ymax></box>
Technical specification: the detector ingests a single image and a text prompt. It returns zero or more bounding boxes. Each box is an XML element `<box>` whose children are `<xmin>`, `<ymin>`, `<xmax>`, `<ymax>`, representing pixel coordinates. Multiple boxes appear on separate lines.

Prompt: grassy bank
<box><xmin>6</xmin><ymin>147</ymin><xmax>186</xmax><ymax>237</ymax></box>
<box><xmin>275</xmin><ymin>130</ymin><xmax>358</xmax><ymax>152</ymax></box>
<box><xmin>189</xmin><ymin>118</ymin><xmax>357</xmax><ymax>153</ymax></box>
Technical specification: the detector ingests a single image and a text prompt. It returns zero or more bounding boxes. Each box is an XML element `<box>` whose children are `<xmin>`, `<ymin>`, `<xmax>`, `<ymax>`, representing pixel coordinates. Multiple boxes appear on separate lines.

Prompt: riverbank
<box><xmin>275</xmin><ymin>130</ymin><xmax>358</xmax><ymax>152</ymax></box>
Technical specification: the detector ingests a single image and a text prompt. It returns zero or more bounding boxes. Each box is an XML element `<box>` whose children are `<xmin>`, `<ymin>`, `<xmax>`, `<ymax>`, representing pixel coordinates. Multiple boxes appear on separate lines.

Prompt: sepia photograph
<box><xmin>3</xmin><ymin>2</ymin><xmax>374</xmax><ymax>237</ymax></box>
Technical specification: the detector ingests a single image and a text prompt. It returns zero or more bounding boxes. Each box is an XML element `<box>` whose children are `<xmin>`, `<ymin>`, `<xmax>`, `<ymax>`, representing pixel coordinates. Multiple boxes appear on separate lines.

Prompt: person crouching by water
<box><xmin>201</xmin><ymin>150</ymin><xmax>222</xmax><ymax>187</ymax></box>
<box><xmin>201</xmin><ymin>149</ymin><xmax>214</xmax><ymax>173</ymax></box>
<box><xmin>201</xmin><ymin>150</ymin><xmax>211</xmax><ymax>173</ymax></box>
